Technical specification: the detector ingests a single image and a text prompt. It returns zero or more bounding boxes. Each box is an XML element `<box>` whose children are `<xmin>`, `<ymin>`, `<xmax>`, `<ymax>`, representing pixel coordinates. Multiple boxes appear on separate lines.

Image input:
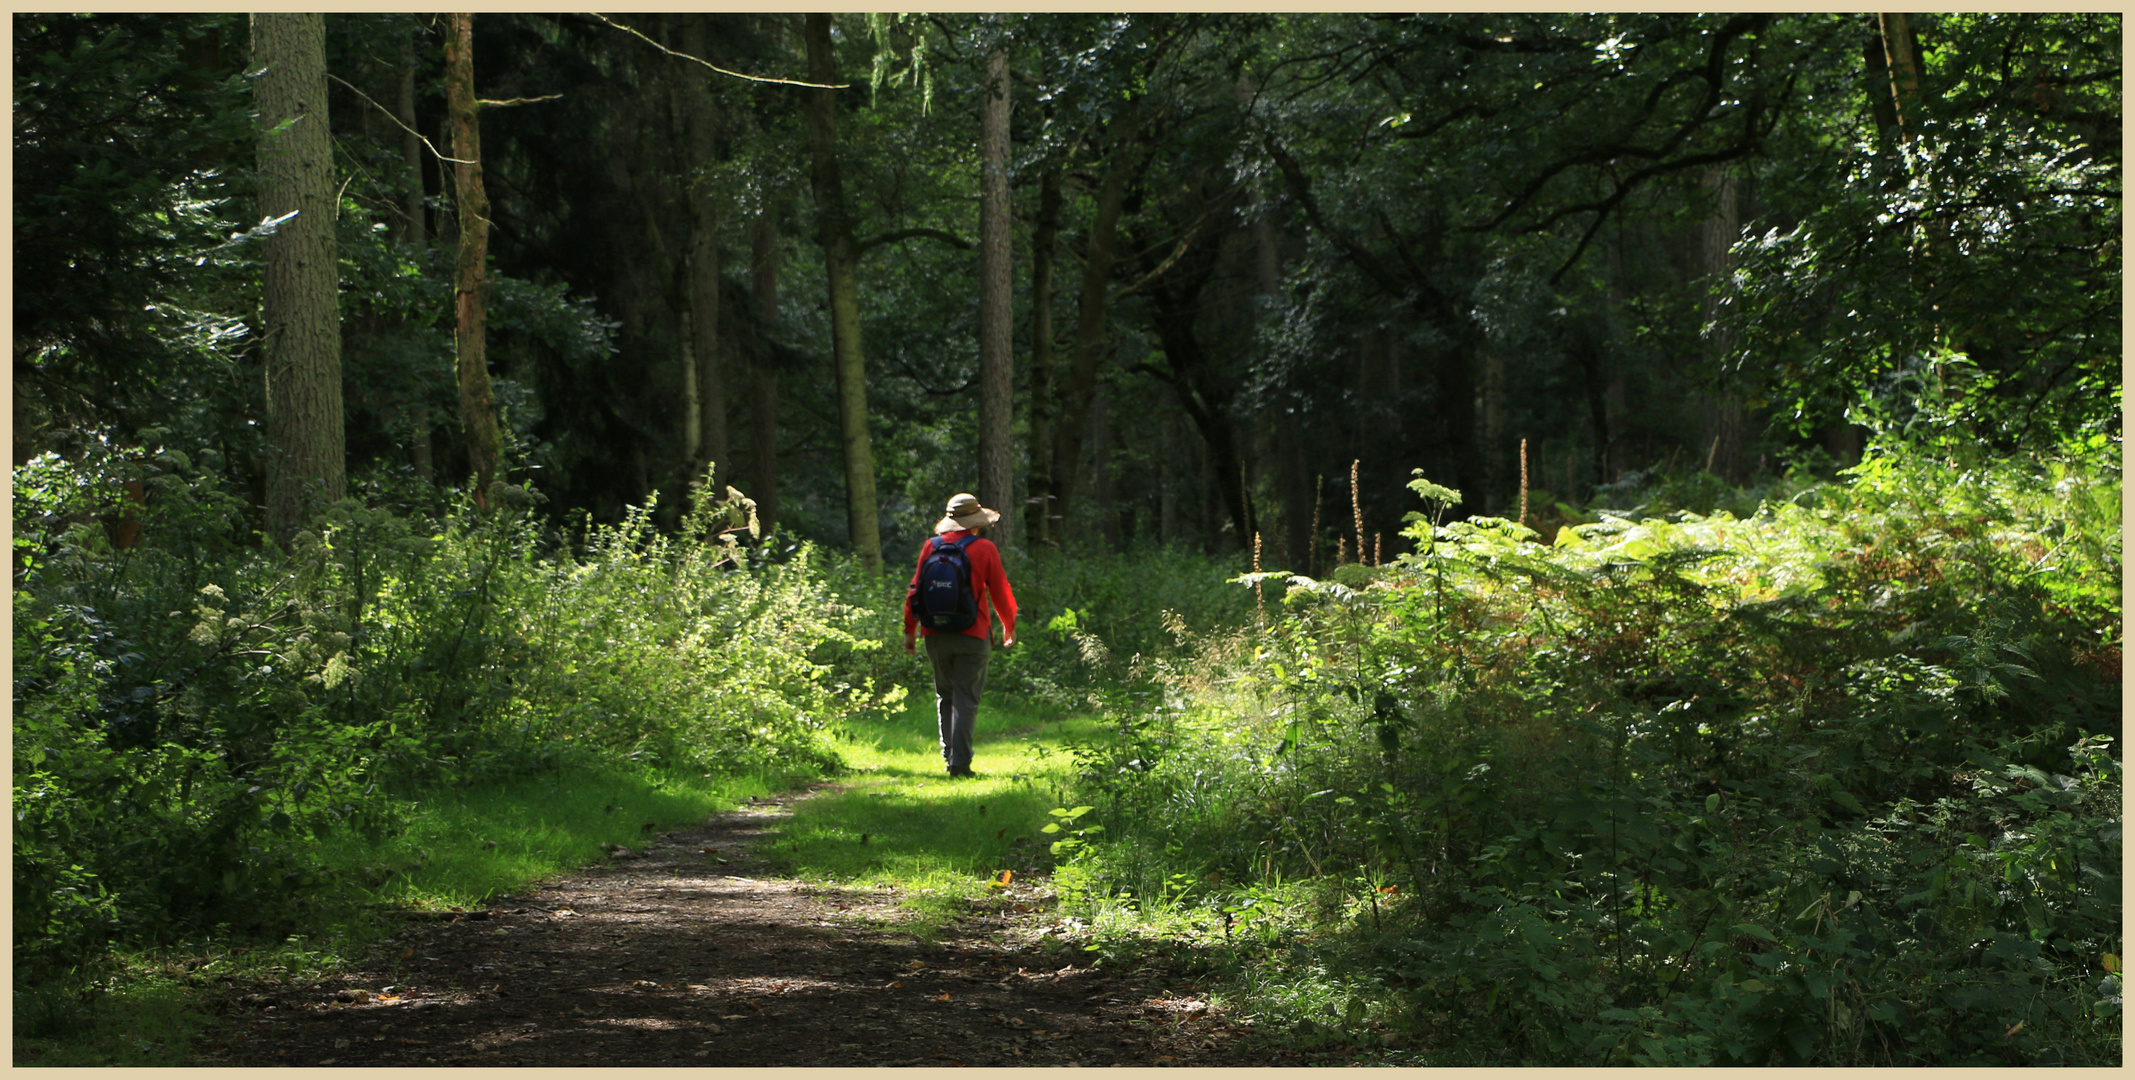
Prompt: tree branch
<box><xmin>584</xmin><ymin>13</ymin><xmax>846</xmax><ymax>89</ymax></box>
<box><xmin>477</xmin><ymin>94</ymin><xmax>564</xmax><ymax>108</ymax></box>
<box><xmin>328</xmin><ymin>73</ymin><xmax>473</xmax><ymax>165</ymax></box>
<box><xmin>1112</xmin><ymin>186</ymin><xmax>1242</xmax><ymax>301</ymax></box>
<box><xmin>856</xmin><ymin>227</ymin><xmax>974</xmax><ymax>255</ymax></box>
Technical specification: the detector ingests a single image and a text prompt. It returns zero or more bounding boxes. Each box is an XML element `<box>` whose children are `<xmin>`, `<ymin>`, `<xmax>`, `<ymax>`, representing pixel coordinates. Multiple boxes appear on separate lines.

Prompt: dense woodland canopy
<box><xmin>16</xmin><ymin>11</ymin><xmax>2118</xmax><ymax>558</ymax></box>
<box><xmin>11</xmin><ymin>12</ymin><xmax>2122</xmax><ymax>1067</ymax></box>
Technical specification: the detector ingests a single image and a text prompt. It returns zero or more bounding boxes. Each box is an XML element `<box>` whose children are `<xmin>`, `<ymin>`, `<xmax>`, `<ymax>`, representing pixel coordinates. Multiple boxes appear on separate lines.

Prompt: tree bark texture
<box><xmin>681</xmin><ymin>15</ymin><xmax>727</xmax><ymax>491</ymax></box>
<box><xmin>750</xmin><ymin>207</ymin><xmax>781</xmax><ymax>533</ymax></box>
<box><xmin>1697</xmin><ymin>165</ymin><xmax>1745</xmax><ymax>482</ymax></box>
<box><xmin>252</xmin><ymin>12</ymin><xmax>345</xmax><ymax>543</ymax></box>
<box><xmin>1024</xmin><ymin>170</ymin><xmax>1062</xmax><ymax>544</ymax></box>
<box><xmin>1481</xmin><ymin>345</ymin><xmax>1506</xmax><ymax>514</ymax></box>
<box><xmin>803</xmin><ymin>13</ymin><xmax>882</xmax><ymax>571</ymax></box>
<box><xmin>1047</xmin><ymin>157</ymin><xmax>1131</xmax><ymax>534</ymax></box>
<box><xmin>976</xmin><ymin>45</ymin><xmax>1015</xmax><ymax>547</ymax></box>
<box><xmin>394</xmin><ymin>24</ymin><xmax>434</xmax><ymax>482</ymax></box>
<box><xmin>395</xmin><ymin>31</ymin><xmax>426</xmax><ymax>249</ymax></box>
<box><xmin>446</xmin><ymin>12</ymin><xmax>501</xmax><ymax>512</ymax></box>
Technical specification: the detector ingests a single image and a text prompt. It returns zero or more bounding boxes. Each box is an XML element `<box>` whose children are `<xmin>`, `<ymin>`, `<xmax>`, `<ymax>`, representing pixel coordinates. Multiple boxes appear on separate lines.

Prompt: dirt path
<box><xmin>198</xmin><ymin>785</ymin><xmax>1256</xmax><ymax>1067</ymax></box>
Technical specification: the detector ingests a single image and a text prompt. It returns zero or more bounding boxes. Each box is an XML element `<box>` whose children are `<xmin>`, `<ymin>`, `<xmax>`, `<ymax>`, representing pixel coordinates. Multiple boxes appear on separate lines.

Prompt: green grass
<box><xmin>778</xmin><ymin>697</ymin><xmax>1104</xmax><ymax>934</ymax></box>
<box><xmin>16</xmin><ymin>703</ymin><xmax>1103</xmax><ymax>1066</ymax></box>
<box><xmin>317</xmin><ymin>761</ymin><xmax>794</xmax><ymax>911</ymax></box>
<box><xmin>13</xmin><ymin>975</ymin><xmax>216</xmax><ymax>1067</ymax></box>
<box><xmin>14</xmin><ymin>760</ymin><xmax>795</xmax><ymax>1067</ymax></box>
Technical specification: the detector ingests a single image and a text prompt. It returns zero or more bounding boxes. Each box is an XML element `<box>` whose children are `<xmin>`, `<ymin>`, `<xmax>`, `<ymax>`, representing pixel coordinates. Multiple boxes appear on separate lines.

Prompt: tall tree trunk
<box><xmin>802</xmin><ymin>13</ymin><xmax>881</xmax><ymax>571</ymax></box>
<box><xmin>976</xmin><ymin>44</ymin><xmax>1015</xmax><ymax>547</ymax></box>
<box><xmin>1025</xmin><ymin>169</ymin><xmax>1062</xmax><ymax>544</ymax></box>
<box><xmin>446</xmin><ymin>12</ymin><xmax>501</xmax><ymax>512</ymax></box>
<box><xmin>1481</xmin><ymin>344</ymin><xmax>1506</xmax><ymax>513</ymax></box>
<box><xmin>1697</xmin><ymin>164</ymin><xmax>1745</xmax><ymax>481</ymax></box>
<box><xmin>252</xmin><ymin>12</ymin><xmax>345</xmax><ymax>543</ymax></box>
<box><xmin>1147</xmin><ymin>267</ymin><xmax>1257</xmax><ymax>549</ymax></box>
<box><xmin>1877</xmin><ymin>13</ymin><xmax>1922</xmax><ymax>146</ymax></box>
<box><xmin>395</xmin><ymin>29</ymin><xmax>426</xmax><ymax>249</ymax></box>
<box><xmin>749</xmin><ymin>206</ymin><xmax>781</xmax><ymax>532</ymax></box>
<box><xmin>681</xmin><ymin>15</ymin><xmax>727</xmax><ymax>491</ymax></box>
<box><xmin>395</xmin><ymin>25</ymin><xmax>433</xmax><ymax>482</ymax></box>
<box><xmin>1047</xmin><ymin>157</ymin><xmax>1131</xmax><ymax>534</ymax></box>
<box><xmin>1090</xmin><ymin>385</ymin><xmax>1118</xmax><ymax>550</ymax></box>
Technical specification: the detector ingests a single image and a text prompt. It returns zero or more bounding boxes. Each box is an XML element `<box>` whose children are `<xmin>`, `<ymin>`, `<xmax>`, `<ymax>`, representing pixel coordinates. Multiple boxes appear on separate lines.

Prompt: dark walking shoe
<box><xmin>948</xmin><ymin>765</ymin><xmax>974</xmax><ymax>778</ymax></box>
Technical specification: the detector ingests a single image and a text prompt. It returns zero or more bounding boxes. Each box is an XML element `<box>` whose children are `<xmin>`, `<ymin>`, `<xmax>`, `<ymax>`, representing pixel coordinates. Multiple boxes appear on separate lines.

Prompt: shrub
<box><xmin>1060</xmin><ymin>434</ymin><xmax>2122</xmax><ymax>1065</ymax></box>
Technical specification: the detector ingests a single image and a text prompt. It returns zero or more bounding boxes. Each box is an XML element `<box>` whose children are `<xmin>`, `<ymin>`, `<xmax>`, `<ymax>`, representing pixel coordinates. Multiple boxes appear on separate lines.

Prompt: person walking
<box><xmin>904</xmin><ymin>492</ymin><xmax>1017</xmax><ymax>778</ymax></box>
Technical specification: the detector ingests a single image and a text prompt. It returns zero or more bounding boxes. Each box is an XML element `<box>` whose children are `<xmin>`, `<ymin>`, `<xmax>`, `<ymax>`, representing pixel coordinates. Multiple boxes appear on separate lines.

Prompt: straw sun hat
<box><xmin>933</xmin><ymin>492</ymin><xmax>1001</xmax><ymax>535</ymax></box>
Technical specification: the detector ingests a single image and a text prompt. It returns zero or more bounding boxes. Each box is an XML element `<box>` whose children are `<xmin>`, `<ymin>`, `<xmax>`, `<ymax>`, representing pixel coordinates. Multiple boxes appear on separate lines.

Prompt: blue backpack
<box><xmin>914</xmin><ymin>535</ymin><xmax>979</xmax><ymax>632</ymax></box>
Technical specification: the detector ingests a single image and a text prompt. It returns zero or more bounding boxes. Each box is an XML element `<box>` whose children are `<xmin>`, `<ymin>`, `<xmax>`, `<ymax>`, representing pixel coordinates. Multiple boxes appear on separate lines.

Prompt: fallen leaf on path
<box><xmin>937</xmin><ymin>992</ymin><xmax>952</xmax><ymax>1002</ymax></box>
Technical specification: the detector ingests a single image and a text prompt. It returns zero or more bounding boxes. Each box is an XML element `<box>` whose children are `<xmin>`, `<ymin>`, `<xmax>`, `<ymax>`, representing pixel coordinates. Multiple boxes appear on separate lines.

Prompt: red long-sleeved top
<box><xmin>903</xmin><ymin>530</ymin><xmax>1016</xmax><ymax>641</ymax></box>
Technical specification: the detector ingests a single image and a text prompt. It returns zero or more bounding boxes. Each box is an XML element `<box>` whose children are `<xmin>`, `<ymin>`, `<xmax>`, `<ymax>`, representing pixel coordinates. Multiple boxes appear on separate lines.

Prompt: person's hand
<box><xmin>903</xmin><ymin>631</ymin><xmax>917</xmax><ymax>655</ymax></box>
<box><xmin>1001</xmin><ymin>630</ymin><xmax>1017</xmax><ymax>649</ymax></box>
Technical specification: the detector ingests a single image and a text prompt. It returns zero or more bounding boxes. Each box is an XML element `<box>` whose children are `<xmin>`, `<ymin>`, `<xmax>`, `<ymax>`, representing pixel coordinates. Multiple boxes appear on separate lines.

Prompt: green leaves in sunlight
<box><xmin>1042</xmin><ymin>805</ymin><xmax>1103</xmax><ymax>858</ymax></box>
<box><xmin>12</xmin><ymin>451</ymin><xmax>887</xmax><ymax>992</ymax></box>
<box><xmin>1043</xmin><ymin>439</ymin><xmax>2121</xmax><ymax>1066</ymax></box>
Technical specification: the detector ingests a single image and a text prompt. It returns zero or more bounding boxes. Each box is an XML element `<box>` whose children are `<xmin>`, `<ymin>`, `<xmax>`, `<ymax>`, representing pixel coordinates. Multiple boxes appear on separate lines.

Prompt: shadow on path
<box><xmin>198</xmin><ymin>785</ymin><xmax>1253</xmax><ymax>1067</ymax></box>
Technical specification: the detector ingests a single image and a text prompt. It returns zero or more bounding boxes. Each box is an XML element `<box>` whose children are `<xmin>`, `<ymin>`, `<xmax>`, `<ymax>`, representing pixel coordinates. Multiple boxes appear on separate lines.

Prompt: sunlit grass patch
<box><xmin>778</xmin><ymin>699</ymin><xmax>1103</xmax><ymax>935</ymax></box>
<box><xmin>316</xmin><ymin>761</ymin><xmax>788</xmax><ymax>911</ymax></box>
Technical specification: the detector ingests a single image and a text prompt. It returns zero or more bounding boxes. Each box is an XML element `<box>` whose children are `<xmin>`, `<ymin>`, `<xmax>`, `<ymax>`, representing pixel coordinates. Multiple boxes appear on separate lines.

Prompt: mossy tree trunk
<box><xmin>802</xmin><ymin>13</ymin><xmax>881</xmax><ymax>571</ymax></box>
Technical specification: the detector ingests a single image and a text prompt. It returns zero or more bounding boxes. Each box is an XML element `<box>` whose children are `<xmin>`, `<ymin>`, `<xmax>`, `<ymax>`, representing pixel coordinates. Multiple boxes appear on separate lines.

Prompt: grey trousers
<box><xmin>924</xmin><ymin>632</ymin><xmax>992</xmax><ymax>771</ymax></box>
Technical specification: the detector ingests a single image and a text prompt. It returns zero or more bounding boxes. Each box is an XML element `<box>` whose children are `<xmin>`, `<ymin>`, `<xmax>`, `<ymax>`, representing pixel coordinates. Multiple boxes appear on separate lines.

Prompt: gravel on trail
<box><xmin>196</xmin><ymin>785</ymin><xmax>1276</xmax><ymax>1067</ymax></box>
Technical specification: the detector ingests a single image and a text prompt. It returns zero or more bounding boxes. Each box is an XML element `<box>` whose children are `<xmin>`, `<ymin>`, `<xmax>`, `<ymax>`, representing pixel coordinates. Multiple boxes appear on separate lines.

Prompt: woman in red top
<box><xmin>903</xmin><ymin>493</ymin><xmax>1017</xmax><ymax>778</ymax></box>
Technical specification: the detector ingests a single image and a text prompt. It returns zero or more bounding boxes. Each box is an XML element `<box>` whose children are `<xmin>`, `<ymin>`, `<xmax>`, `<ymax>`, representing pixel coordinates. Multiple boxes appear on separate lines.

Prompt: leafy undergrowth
<box><xmin>1045</xmin><ymin>437</ymin><xmax>2123</xmax><ymax>1066</ymax></box>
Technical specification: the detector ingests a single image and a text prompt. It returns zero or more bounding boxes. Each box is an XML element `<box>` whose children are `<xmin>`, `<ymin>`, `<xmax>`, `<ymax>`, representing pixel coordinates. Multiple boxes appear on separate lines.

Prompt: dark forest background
<box><xmin>18</xmin><ymin>13</ymin><xmax>2116</xmax><ymax>562</ymax></box>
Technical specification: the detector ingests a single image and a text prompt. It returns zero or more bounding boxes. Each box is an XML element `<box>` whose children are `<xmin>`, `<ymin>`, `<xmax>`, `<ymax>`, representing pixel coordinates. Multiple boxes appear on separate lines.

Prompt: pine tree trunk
<box><xmin>976</xmin><ymin>45</ymin><xmax>1015</xmax><ymax>547</ymax></box>
<box><xmin>252</xmin><ymin>12</ymin><xmax>345</xmax><ymax>543</ymax></box>
<box><xmin>750</xmin><ymin>207</ymin><xmax>780</xmax><ymax>532</ymax></box>
<box><xmin>681</xmin><ymin>15</ymin><xmax>727</xmax><ymax>491</ymax></box>
<box><xmin>803</xmin><ymin>13</ymin><xmax>881</xmax><ymax>571</ymax></box>
<box><xmin>446</xmin><ymin>11</ymin><xmax>501</xmax><ymax>512</ymax></box>
<box><xmin>1025</xmin><ymin>170</ymin><xmax>1062</xmax><ymax>545</ymax></box>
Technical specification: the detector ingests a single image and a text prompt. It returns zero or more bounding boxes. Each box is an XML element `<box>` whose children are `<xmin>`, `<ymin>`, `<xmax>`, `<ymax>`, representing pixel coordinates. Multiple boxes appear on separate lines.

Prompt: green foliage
<box><xmin>987</xmin><ymin>542</ymin><xmax>1255</xmax><ymax>708</ymax></box>
<box><xmin>12</xmin><ymin>452</ymin><xmax>874</xmax><ymax>992</ymax></box>
<box><xmin>1723</xmin><ymin>13</ymin><xmax>2120</xmax><ymax>444</ymax></box>
<box><xmin>1054</xmin><ymin>438</ymin><xmax>2121</xmax><ymax>1064</ymax></box>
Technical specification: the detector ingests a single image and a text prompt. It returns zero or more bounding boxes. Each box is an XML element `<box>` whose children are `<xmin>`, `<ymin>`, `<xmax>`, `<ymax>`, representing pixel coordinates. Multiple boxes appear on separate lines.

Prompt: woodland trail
<box><xmin>195</xmin><ymin>784</ymin><xmax>1266</xmax><ymax>1068</ymax></box>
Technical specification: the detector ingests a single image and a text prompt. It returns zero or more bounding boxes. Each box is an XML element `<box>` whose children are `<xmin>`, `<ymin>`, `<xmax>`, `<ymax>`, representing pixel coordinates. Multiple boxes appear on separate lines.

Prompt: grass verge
<box><xmin>12</xmin><ymin>758</ymin><xmax>799</xmax><ymax>1067</ymax></box>
<box><xmin>777</xmin><ymin>697</ymin><xmax>1099</xmax><ymax>936</ymax></box>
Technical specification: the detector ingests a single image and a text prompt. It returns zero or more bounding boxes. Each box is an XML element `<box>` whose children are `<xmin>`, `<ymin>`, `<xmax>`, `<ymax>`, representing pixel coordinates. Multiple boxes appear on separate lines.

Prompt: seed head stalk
<box><xmin>1518</xmin><ymin>437</ymin><xmax>1530</xmax><ymax>530</ymax></box>
<box><xmin>1350</xmin><ymin>458</ymin><xmax>1365</xmax><ymax>566</ymax></box>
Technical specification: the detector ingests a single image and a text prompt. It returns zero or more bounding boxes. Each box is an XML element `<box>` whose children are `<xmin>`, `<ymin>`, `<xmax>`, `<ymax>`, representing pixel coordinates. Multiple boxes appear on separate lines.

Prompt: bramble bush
<box><xmin>13</xmin><ymin>451</ymin><xmax>885</xmax><ymax>991</ymax></box>
<box><xmin>1054</xmin><ymin>431</ymin><xmax>2121</xmax><ymax>1065</ymax></box>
